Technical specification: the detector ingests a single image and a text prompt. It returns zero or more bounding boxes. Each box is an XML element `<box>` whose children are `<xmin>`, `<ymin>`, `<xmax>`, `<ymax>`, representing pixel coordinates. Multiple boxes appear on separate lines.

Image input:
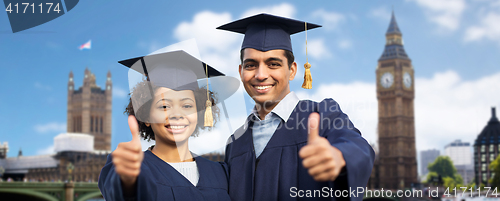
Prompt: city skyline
<box><xmin>0</xmin><ymin>1</ymin><xmax>499</xmax><ymax>163</ymax></box>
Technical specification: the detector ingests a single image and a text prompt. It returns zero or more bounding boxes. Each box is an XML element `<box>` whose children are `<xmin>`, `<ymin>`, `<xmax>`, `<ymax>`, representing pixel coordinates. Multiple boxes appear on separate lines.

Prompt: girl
<box><xmin>98</xmin><ymin>50</ymin><xmax>238</xmax><ymax>200</ymax></box>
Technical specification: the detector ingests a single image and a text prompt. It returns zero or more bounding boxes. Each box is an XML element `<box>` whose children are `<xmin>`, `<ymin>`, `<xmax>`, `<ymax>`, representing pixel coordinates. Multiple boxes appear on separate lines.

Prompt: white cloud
<box><xmin>296</xmin><ymin>70</ymin><xmax>500</xmax><ymax>155</ymax></box>
<box><xmin>414</xmin><ymin>70</ymin><xmax>500</xmax><ymax>151</ymax></box>
<box><xmin>34</xmin><ymin>122</ymin><xmax>66</xmax><ymax>134</ymax></box>
<box><xmin>174</xmin><ymin>11</ymin><xmax>237</xmax><ymax>54</ymax></box>
<box><xmin>369</xmin><ymin>7</ymin><xmax>391</xmax><ymax>21</ymax></box>
<box><xmin>338</xmin><ymin>39</ymin><xmax>352</xmax><ymax>49</ymax></box>
<box><xmin>310</xmin><ymin>9</ymin><xmax>345</xmax><ymax>31</ymax></box>
<box><xmin>36</xmin><ymin>145</ymin><xmax>55</xmax><ymax>155</ymax></box>
<box><xmin>34</xmin><ymin>82</ymin><xmax>52</xmax><ymax>91</ymax></box>
<box><xmin>464</xmin><ymin>12</ymin><xmax>500</xmax><ymax>44</ymax></box>
<box><xmin>409</xmin><ymin>0</ymin><xmax>466</xmax><ymax>31</ymax></box>
<box><xmin>305</xmin><ymin>38</ymin><xmax>332</xmax><ymax>59</ymax></box>
<box><xmin>113</xmin><ymin>86</ymin><xmax>128</xmax><ymax>99</ymax></box>
<box><xmin>240</xmin><ymin>3</ymin><xmax>296</xmax><ymax>19</ymax></box>
<box><xmin>173</xmin><ymin>11</ymin><xmax>241</xmax><ymax>77</ymax></box>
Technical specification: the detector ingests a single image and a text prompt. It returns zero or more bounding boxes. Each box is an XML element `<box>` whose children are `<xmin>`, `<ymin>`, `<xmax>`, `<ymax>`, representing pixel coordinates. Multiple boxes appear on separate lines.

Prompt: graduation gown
<box><xmin>225</xmin><ymin>99</ymin><xmax>375</xmax><ymax>201</ymax></box>
<box><xmin>98</xmin><ymin>150</ymin><xmax>231</xmax><ymax>201</ymax></box>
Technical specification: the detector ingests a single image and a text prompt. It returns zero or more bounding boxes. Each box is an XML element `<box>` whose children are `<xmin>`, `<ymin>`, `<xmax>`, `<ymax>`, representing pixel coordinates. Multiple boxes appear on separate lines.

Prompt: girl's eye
<box><xmin>183</xmin><ymin>104</ymin><xmax>193</xmax><ymax>109</ymax></box>
<box><xmin>159</xmin><ymin>105</ymin><xmax>170</xmax><ymax>110</ymax></box>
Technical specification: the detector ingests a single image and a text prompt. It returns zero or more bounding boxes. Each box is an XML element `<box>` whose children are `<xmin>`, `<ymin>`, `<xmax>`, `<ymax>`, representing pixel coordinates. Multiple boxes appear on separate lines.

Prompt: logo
<box><xmin>3</xmin><ymin>0</ymin><xmax>79</xmax><ymax>33</ymax></box>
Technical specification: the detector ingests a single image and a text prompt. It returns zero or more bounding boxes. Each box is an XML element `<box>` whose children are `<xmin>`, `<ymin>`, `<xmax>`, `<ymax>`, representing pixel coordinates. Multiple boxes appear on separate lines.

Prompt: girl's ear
<box><xmin>145</xmin><ymin>122</ymin><xmax>150</xmax><ymax>127</ymax></box>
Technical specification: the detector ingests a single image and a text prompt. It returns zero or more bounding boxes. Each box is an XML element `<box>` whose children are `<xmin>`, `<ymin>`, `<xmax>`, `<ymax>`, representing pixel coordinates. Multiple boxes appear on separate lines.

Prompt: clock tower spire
<box><xmin>375</xmin><ymin>11</ymin><xmax>417</xmax><ymax>189</ymax></box>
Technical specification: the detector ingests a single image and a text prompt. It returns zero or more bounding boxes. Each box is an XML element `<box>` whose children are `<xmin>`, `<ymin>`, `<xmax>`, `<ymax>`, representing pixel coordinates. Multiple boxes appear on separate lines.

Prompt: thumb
<box><xmin>128</xmin><ymin>115</ymin><xmax>141</xmax><ymax>144</ymax></box>
<box><xmin>307</xmin><ymin>112</ymin><xmax>320</xmax><ymax>144</ymax></box>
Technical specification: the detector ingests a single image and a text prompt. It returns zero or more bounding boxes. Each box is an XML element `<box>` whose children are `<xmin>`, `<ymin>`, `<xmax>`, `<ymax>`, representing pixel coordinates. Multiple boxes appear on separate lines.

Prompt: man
<box><xmin>218</xmin><ymin>13</ymin><xmax>375</xmax><ymax>200</ymax></box>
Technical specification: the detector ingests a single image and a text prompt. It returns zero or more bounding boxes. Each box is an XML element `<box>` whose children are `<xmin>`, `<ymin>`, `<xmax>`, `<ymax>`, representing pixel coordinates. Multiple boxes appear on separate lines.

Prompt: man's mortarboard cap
<box><xmin>216</xmin><ymin>13</ymin><xmax>321</xmax><ymax>52</ymax></box>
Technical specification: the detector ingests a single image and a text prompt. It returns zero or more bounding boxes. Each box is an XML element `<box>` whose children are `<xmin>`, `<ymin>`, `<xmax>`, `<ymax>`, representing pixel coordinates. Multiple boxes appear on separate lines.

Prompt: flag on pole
<box><xmin>79</xmin><ymin>40</ymin><xmax>91</xmax><ymax>50</ymax></box>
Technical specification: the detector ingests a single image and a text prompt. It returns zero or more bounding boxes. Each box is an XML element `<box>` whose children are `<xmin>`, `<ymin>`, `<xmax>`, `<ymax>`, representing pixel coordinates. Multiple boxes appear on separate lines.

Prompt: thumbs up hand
<box><xmin>298</xmin><ymin>113</ymin><xmax>346</xmax><ymax>182</ymax></box>
<box><xmin>111</xmin><ymin>115</ymin><xmax>144</xmax><ymax>188</ymax></box>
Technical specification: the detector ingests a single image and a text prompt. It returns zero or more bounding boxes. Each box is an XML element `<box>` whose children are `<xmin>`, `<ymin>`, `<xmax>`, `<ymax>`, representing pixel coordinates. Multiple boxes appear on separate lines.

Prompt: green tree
<box><xmin>426</xmin><ymin>156</ymin><xmax>464</xmax><ymax>188</ymax></box>
<box><xmin>428</xmin><ymin>156</ymin><xmax>457</xmax><ymax>178</ymax></box>
<box><xmin>489</xmin><ymin>155</ymin><xmax>500</xmax><ymax>187</ymax></box>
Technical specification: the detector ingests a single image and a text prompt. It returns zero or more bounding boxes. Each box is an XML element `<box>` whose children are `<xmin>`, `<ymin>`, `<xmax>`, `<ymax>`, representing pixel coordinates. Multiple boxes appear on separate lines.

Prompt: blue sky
<box><xmin>1</xmin><ymin>0</ymin><xmax>499</xmax><ymax>174</ymax></box>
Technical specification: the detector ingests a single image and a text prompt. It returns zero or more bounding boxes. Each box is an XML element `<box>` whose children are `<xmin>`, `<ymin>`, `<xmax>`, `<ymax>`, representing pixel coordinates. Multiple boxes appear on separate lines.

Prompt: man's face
<box><xmin>239</xmin><ymin>48</ymin><xmax>297</xmax><ymax>109</ymax></box>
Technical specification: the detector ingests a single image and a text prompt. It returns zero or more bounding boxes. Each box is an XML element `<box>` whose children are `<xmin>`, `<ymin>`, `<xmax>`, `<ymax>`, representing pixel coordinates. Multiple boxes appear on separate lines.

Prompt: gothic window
<box><xmin>100</xmin><ymin>117</ymin><xmax>103</xmax><ymax>133</ymax></box>
<box><xmin>482</xmin><ymin>164</ymin><xmax>487</xmax><ymax>171</ymax></box>
<box><xmin>483</xmin><ymin>173</ymin><xmax>487</xmax><ymax>182</ymax></box>
<box><xmin>481</xmin><ymin>145</ymin><xmax>486</xmax><ymax>153</ymax></box>
<box><xmin>490</xmin><ymin>144</ymin><xmax>495</xmax><ymax>153</ymax></box>
<box><xmin>491</xmin><ymin>154</ymin><xmax>496</xmax><ymax>162</ymax></box>
<box><xmin>91</xmin><ymin>116</ymin><xmax>94</xmax><ymax>132</ymax></box>
<box><xmin>482</xmin><ymin>154</ymin><xmax>486</xmax><ymax>162</ymax></box>
<box><xmin>73</xmin><ymin>116</ymin><xmax>77</xmax><ymax>132</ymax></box>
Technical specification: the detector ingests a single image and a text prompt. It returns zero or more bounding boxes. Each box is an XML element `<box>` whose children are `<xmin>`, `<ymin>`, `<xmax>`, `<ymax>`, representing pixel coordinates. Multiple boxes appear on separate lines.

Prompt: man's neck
<box><xmin>255</xmin><ymin>91</ymin><xmax>291</xmax><ymax>120</ymax></box>
<box><xmin>256</xmin><ymin>102</ymin><xmax>278</xmax><ymax>120</ymax></box>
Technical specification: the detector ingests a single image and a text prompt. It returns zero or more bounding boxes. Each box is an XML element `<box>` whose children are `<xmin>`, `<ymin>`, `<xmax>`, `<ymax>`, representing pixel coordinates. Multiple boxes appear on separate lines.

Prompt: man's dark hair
<box><xmin>124</xmin><ymin>81</ymin><xmax>219</xmax><ymax>141</ymax></box>
<box><xmin>240</xmin><ymin>49</ymin><xmax>295</xmax><ymax>69</ymax></box>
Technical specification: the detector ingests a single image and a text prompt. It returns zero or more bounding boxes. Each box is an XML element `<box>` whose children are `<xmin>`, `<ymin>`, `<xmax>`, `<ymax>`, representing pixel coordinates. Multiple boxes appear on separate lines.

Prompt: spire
<box><xmin>490</xmin><ymin>107</ymin><xmax>499</xmax><ymax>123</ymax></box>
<box><xmin>379</xmin><ymin>10</ymin><xmax>410</xmax><ymax>61</ymax></box>
<box><xmin>386</xmin><ymin>10</ymin><xmax>401</xmax><ymax>35</ymax></box>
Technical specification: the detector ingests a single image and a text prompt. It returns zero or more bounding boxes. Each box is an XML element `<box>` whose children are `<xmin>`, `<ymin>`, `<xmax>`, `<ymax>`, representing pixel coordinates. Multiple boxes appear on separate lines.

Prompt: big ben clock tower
<box><xmin>376</xmin><ymin>11</ymin><xmax>417</xmax><ymax>189</ymax></box>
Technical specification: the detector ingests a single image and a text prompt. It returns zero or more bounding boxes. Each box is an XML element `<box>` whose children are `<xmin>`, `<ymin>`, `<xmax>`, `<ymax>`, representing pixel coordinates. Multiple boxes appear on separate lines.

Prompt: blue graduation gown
<box><xmin>225</xmin><ymin>99</ymin><xmax>375</xmax><ymax>201</ymax></box>
<box><xmin>98</xmin><ymin>150</ymin><xmax>231</xmax><ymax>201</ymax></box>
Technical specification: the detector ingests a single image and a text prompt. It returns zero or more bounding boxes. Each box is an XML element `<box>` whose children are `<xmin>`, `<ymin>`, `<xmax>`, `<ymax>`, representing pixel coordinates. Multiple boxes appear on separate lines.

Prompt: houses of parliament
<box><xmin>0</xmin><ymin>69</ymin><xmax>112</xmax><ymax>182</ymax></box>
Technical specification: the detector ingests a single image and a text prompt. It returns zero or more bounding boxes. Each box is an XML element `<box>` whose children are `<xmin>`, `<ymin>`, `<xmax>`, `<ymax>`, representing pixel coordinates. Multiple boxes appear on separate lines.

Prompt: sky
<box><xmin>0</xmin><ymin>0</ymin><xmax>499</xmax><ymax>176</ymax></box>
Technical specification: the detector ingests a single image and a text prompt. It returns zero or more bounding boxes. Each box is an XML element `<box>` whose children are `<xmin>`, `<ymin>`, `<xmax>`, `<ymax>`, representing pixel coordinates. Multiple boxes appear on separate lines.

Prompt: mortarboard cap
<box><xmin>216</xmin><ymin>13</ymin><xmax>321</xmax><ymax>52</ymax></box>
<box><xmin>119</xmin><ymin>50</ymin><xmax>240</xmax><ymax>123</ymax></box>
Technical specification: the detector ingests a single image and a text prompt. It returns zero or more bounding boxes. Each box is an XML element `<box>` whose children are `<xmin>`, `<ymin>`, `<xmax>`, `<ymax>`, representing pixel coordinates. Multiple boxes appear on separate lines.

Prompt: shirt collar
<box><xmin>250</xmin><ymin>91</ymin><xmax>300</xmax><ymax>122</ymax></box>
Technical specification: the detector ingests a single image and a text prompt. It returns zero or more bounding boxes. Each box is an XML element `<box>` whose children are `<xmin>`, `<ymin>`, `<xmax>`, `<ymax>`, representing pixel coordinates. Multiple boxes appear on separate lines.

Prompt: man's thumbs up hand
<box><xmin>111</xmin><ymin>115</ymin><xmax>144</xmax><ymax>187</ymax></box>
<box><xmin>299</xmin><ymin>113</ymin><xmax>346</xmax><ymax>182</ymax></box>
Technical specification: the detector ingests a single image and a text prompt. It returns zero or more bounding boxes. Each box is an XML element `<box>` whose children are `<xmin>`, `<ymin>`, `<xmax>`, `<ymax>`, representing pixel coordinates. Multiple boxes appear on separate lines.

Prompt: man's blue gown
<box><xmin>225</xmin><ymin>99</ymin><xmax>375</xmax><ymax>201</ymax></box>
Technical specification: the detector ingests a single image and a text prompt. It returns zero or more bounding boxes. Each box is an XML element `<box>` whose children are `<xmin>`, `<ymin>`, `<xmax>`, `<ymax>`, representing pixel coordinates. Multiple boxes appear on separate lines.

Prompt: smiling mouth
<box><xmin>253</xmin><ymin>84</ymin><xmax>274</xmax><ymax>91</ymax></box>
<box><xmin>165</xmin><ymin>125</ymin><xmax>188</xmax><ymax>132</ymax></box>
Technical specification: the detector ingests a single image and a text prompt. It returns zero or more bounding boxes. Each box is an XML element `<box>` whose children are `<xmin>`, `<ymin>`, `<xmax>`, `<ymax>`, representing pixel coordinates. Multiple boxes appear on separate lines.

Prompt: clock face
<box><xmin>403</xmin><ymin>72</ymin><xmax>412</xmax><ymax>88</ymax></box>
<box><xmin>380</xmin><ymin>72</ymin><xmax>394</xmax><ymax>88</ymax></box>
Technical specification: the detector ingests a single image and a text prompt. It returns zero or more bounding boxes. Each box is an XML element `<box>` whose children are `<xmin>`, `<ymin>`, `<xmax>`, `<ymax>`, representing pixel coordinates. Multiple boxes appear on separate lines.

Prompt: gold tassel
<box><xmin>302</xmin><ymin>22</ymin><xmax>312</xmax><ymax>89</ymax></box>
<box><xmin>302</xmin><ymin>62</ymin><xmax>312</xmax><ymax>89</ymax></box>
<box><xmin>204</xmin><ymin>100</ymin><xmax>213</xmax><ymax>127</ymax></box>
<box><xmin>204</xmin><ymin>63</ymin><xmax>213</xmax><ymax>127</ymax></box>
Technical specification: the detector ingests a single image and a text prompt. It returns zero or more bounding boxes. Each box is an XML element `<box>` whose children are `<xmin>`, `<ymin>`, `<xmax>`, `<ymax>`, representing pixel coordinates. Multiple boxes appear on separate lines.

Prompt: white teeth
<box><xmin>170</xmin><ymin>126</ymin><xmax>186</xmax><ymax>130</ymax></box>
<box><xmin>255</xmin><ymin>85</ymin><xmax>272</xmax><ymax>90</ymax></box>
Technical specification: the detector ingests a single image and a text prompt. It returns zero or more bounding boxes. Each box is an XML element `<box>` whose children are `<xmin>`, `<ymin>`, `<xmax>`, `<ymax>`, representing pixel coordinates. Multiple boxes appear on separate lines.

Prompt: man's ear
<box><xmin>289</xmin><ymin>62</ymin><xmax>297</xmax><ymax>81</ymax></box>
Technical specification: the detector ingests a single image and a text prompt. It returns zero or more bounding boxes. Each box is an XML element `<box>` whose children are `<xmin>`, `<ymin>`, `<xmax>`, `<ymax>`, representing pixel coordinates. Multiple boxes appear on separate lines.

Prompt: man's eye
<box><xmin>244</xmin><ymin>64</ymin><xmax>256</xmax><ymax>68</ymax></box>
<box><xmin>269</xmin><ymin>63</ymin><xmax>281</xmax><ymax>67</ymax></box>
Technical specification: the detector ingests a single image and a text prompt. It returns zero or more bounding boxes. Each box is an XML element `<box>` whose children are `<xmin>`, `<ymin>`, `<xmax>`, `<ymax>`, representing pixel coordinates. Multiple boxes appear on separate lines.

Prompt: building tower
<box><xmin>376</xmin><ymin>11</ymin><xmax>418</xmax><ymax>189</ymax></box>
<box><xmin>474</xmin><ymin>107</ymin><xmax>500</xmax><ymax>186</ymax></box>
<box><xmin>420</xmin><ymin>149</ymin><xmax>440</xmax><ymax>177</ymax></box>
<box><xmin>67</xmin><ymin>68</ymin><xmax>112</xmax><ymax>151</ymax></box>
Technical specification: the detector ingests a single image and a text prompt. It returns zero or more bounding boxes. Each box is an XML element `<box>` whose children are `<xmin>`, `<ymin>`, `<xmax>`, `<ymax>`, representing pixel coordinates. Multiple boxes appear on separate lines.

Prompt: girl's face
<box><xmin>146</xmin><ymin>87</ymin><xmax>198</xmax><ymax>145</ymax></box>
